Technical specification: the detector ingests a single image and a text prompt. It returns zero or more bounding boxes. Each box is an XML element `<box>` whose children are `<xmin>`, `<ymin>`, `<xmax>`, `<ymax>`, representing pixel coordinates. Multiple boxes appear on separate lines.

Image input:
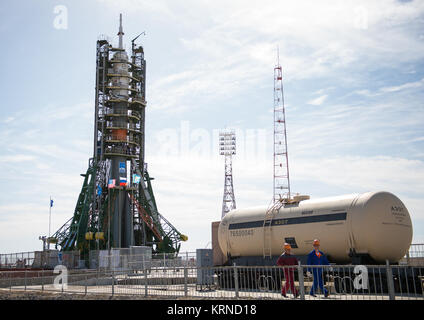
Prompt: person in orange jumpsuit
<box><xmin>276</xmin><ymin>243</ymin><xmax>299</xmax><ymax>298</ymax></box>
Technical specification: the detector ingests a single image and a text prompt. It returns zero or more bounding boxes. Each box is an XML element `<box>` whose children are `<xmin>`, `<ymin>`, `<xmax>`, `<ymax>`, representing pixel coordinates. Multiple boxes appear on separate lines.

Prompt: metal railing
<box><xmin>104</xmin><ymin>109</ymin><xmax>140</xmax><ymax>118</ymax></box>
<box><xmin>401</xmin><ymin>244</ymin><xmax>424</xmax><ymax>266</ymax></box>
<box><xmin>104</xmin><ymin>134</ymin><xmax>140</xmax><ymax>144</ymax></box>
<box><xmin>0</xmin><ymin>252</ymin><xmax>35</xmax><ymax>269</ymax></box>
<box><xmin>103</xmin><ymin>146</ymin><xmax>138</xmax><ymax>157</ymax></box>
<box><xmin>1</xmin><ymin>263</ymin><xmax>423</xmax><ymax>300</ymax></box>
<box><xmin>1</xmin><ymin>244</ymin><xmax>423</xmax><ymax>271</ymax></box>
<box><xmin>105</xmin><ymin>122</ymin><xmax>140</xmax><ymax>131</ymax></box>
<box><xmin>90</xmin><ymin>251</ymin><xmax>197</xmax><ymax>271</ymax></box>
<box><xmin>0</xmin><ymin>250</ymin><xmax>197</xmax><ymax>270</ymax></box>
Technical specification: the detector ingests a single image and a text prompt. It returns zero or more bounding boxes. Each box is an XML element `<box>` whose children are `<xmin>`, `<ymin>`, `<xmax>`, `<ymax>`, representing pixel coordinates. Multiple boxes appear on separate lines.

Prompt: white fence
<box><xmin>1</xmin><ymin>263</ymin><xmax>423</xmax><ymax>300</ymax></box>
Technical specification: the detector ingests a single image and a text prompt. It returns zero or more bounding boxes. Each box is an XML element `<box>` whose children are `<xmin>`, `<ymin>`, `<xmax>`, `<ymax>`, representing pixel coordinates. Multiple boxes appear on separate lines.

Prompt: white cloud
<box><xmin>292</xmin><ymin>155</ymin><xmax>424</xmax><ymax>196</ymax></box>
<box><xmin>380</xmin><ymin>78</ymin><xmax>424</xmax><ymax>93</ymax></box>
<box><xmin>0</xmin><ymin>154</ymin><xmax>35</xmax><ymax>162</ymax></box>
<box><xmin>354</xmin><ymin>89</ymin><xmax>378</xmax><ymax>97</ymax></box>
<box><xmin>352</xmin><ymin>78</ymin><xmax>424</xmax><ymax>98</ymax></box>
<box><xmin>307</xmin><ymin>94</ymin><xmax>328</xmax><ymax>106</ymax></box>
<box><xmin>410</xmin><ymin>137</ymin><xmax>424</xmax><ymax>143</ymax></box>
<box><xmin>3</xmin><ymin>117</ymin><xmax>14</xmax><ymax>123</ymax></box>
<box><xmin>99</xmin><ymin>0</ymin><xmax>424</xmax><ymax>113</ymax></box>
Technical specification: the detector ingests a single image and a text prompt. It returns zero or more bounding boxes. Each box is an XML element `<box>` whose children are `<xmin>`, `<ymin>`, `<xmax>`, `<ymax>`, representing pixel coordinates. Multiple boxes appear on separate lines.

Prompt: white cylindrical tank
<box><xmin>218</xmin><ymin>191</ymin><xmax>413</xmax><ymax>263</ymax></box>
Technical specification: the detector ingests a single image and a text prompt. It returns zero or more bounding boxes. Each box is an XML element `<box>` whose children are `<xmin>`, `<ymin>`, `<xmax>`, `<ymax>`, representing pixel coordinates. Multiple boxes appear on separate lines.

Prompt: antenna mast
<box><xmin>273</xmin><ymin>49</ymin><xmax>291</xmax><ymax>203</ymax></box>
<box><xmin>262</xmin><ymin>49</ymin><xmax>292</xmax><ymax>258</ymax></box>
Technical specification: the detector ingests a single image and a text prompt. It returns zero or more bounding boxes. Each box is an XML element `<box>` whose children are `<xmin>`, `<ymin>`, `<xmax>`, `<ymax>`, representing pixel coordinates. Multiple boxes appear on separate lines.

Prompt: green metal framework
<box><xmin>50</xmin><ymin>31</ymin><xmax>187</xmax><ymax>258</ymax></box>
<box><xmin>51</xmin><ymin>160</ymin><xmax>187</xmax><ymax>256</ymax></box>
<box><xmin>50</xmin><ymin>159</ymin><xmax>96</xmax><ymax>252</ymax></box>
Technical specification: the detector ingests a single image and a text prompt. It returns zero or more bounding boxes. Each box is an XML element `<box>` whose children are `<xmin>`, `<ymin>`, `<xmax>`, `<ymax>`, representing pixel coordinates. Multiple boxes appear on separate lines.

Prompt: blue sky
<box><xmin>0</xmin><ymin>0</ymin><xmax>423</xmax><ymax>253</ymax></box>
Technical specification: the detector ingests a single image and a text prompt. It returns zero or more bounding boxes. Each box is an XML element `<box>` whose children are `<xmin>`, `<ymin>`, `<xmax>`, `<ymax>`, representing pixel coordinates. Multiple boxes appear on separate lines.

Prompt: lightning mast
<box><xmin>263</xmin><ymin>50</ymin><xmax>291</xmax><ymax>258</ymax></box>
<box><xmin>273</xmin><ymin>50</ymin><xmax>291</xmax><ymax>203</ymax></box>
<box><xmin>219</xmin><ymin>130</ymin><xmax>236</xmax><ymax>218</ymax></box>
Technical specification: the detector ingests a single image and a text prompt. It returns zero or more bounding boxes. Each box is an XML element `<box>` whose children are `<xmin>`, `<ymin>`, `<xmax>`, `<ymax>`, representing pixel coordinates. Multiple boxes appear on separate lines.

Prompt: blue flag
<box><xmin>132</xmin><ymin>174</ymin><xmax>141</xmax><ymax>184</ymax></box>
<box><xmin>50</xmin><ymin>199</ymin><xmax>54</xmax><ymax>207</ymax></box>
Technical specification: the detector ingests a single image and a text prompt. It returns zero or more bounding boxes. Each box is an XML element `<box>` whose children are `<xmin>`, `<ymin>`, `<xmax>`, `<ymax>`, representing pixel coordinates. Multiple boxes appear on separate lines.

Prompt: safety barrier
<box><xmin>85</xmin><ymin>251</ymin><xmax>197</xmax><ymax>270</ymax></box>
<box><xmin>1</xmin><ymin>263</ymin><xmax>423</xmax><ymax>300</ymax></box>
<box><xmin>401</xmin><ymin>244</ymin><xmax>424</xmax><ymax>266</ymax></box>
<box><xmin>0</xmin><ymin>252</ymin><xmax>35</xmax><ymax>269</ymax></box>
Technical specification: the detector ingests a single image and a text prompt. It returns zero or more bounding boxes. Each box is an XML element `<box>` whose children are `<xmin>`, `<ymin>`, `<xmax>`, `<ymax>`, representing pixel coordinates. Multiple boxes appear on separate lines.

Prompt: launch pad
<box><xmin>48</xmin><ymin>15</ymin><xmax>187</xmax><ymax>259</ymax></box>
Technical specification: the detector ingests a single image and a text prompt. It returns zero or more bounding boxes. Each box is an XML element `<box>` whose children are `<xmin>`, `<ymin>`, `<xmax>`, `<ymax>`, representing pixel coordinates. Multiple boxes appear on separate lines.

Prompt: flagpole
<box><xmin>48</xmin><ymin>196</ymin><xmax>51</xmax><ymax>250</ymax></box>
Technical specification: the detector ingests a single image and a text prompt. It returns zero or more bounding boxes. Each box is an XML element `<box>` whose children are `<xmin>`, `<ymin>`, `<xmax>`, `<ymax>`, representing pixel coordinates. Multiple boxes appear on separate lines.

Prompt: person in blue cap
<box><xmin>307</xmin><ymin>239</ymin><xmax>329</xmax><ymax>297</ymax></box>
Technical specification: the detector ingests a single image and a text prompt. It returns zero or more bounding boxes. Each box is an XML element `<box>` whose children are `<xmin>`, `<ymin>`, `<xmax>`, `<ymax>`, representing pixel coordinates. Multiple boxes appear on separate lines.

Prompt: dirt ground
<box><xmin>0</xmin><ymin>289</ymin><xmax>184</xmax><ymax>300</ymax></box>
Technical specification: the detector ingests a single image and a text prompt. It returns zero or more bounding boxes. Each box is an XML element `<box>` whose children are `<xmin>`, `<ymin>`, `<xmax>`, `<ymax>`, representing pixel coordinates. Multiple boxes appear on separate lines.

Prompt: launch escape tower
<box><xmin>50</xmin><ymin>15</ymin><xmax>187</xmax><ymax>257</ymax></box>
<box><xmin>263</xmin><ymin>51</ymin><xmax>292</xmax><ymax>258</ymax></box>
<box><xmin>219</xmin><ymin>130</ymin><xmax>236</xmax><ymax>218</ymax></box>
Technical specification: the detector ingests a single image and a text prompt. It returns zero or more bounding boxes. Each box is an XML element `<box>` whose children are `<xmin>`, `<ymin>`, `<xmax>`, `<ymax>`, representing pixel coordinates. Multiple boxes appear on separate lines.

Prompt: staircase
<box><xmin>263</xmin><ymin>200</ymin><xmax>284</xmax><ymax>258</ymax></box>
<box><xmin>130</xmin><ymin>159</ymin><xmax>187</xmax><ymax>253</ymax></box>
<box><xmin>128</xmin><ymin>193</ymin><xmax>163</xmax><ymax>242</ymax></box>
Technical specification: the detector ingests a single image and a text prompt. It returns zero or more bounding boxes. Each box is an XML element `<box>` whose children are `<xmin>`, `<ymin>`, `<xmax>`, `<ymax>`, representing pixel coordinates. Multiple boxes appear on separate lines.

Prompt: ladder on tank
<box><xmin>263</xmin><ymin>200</ymin><xmax>285</xmax><ymax>258</ymax></box>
